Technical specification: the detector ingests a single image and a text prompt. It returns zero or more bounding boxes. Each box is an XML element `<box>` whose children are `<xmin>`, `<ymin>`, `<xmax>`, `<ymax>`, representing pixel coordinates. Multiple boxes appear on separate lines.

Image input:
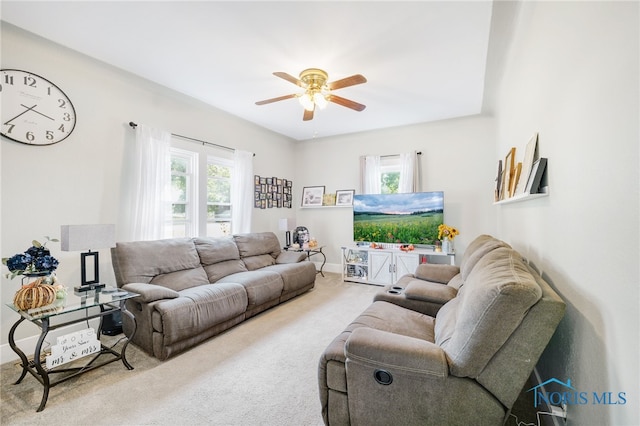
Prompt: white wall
<box><xmin>0</xmin><ymin>24</ymin><xmax>297</xmax><ymax>346</ymax></box>
<box><xmin>494</xmin><ymin>2</ymin><xmax>639</xmax><ymax>425</ymax></box>
<box><xmin>2</xmin><ymin>4</ymin><xmax>639</xmax><ymax>424</ymax></box>
<box><xmin>294</xmin><ymin>115</ymin><xmax>497</xmax><ymax>270</ymax></box>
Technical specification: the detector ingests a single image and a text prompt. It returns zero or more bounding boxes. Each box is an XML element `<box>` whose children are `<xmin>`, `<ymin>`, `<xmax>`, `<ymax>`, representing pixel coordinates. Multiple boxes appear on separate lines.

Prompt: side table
<box><xmin>6</xmin><ymin>287</ymin><xmax>139</xmax><ymax>412</ymax></box>
<box><xmin>284</xmin><ymin>246</ymin><xmax>327</xmax><ymax>277</ymax></box>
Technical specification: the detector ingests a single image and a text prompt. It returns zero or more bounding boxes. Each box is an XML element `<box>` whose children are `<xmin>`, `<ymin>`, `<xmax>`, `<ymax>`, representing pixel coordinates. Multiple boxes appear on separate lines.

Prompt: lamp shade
<box><xmin>278</xmin><ymin>218</ymin><xmax>296</xmax><ymax>231</ymax></box>
<box><xmin>61</xmin><ymin>224</ymin><xmax>116</xmax><ymax>251</ymax></box>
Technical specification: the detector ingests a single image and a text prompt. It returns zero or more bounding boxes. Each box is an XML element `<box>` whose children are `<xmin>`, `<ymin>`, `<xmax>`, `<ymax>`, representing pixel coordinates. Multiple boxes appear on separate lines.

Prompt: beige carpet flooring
<box><xmin>1</xmin><ymin>273</ymin><xmax>536</xmax><ymax>426</ymax></box>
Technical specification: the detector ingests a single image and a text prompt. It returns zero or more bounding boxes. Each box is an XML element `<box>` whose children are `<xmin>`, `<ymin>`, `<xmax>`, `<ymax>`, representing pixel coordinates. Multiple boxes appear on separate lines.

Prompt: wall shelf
<box><xmin>494</xmin><ymin>187</ymin><xmax>549</xmax><ymax>205</ymax></box>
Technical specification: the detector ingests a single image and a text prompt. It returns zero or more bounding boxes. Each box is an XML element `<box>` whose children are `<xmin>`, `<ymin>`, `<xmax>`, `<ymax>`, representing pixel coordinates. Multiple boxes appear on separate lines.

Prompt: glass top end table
<box><xmin>6</xmin><ymin>285</ymin><xmax>139</xmax><ymax>412</ymax></box>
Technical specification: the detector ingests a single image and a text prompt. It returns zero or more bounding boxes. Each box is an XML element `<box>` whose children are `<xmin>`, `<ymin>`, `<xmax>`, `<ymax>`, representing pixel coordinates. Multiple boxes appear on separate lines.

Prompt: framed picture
<box><xmin>301</xmin><ymin>186</ymin><xmax>325</xmax><ymax>207</ymax></box>
<box><xmin>336</xmin><ymin>189</ymin><xmax>355</xmax><ymax>206</ymax></box>
<box><xmin>525</xmin><ymin>158</ymin><xmax>548</xmax><ymax>194</ymax></box>
<box><xmin>515</xmin><ymin>133</ymin><xmax>538</xmax><ymax>195</ymax></box>
<box><xmin>504</xmin><ymin>147</ymin><xmax>516</xmax><ymax>198</ymax></box>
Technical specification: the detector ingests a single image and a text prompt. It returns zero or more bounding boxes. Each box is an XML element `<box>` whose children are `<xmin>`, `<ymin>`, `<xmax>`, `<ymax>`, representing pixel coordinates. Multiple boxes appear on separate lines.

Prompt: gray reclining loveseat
<box><xmin>319</xmin><ymin>236</ymin><xmax>565</xmax><ymax>425</ymax></box>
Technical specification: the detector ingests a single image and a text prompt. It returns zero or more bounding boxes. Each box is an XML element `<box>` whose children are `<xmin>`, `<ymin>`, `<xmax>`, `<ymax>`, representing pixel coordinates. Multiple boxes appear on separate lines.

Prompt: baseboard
<box><xmin>314</xmin><ymin>262</ymin><xmax>341</xmax><ymax>275</ymax></box>
<box><xmin>1</xmin><ymin>320</ymin><xmax>99</xmax><ymax>365</ymax></box>
<box><xmin>531</xmin><ymin>367</ymin><xmax>566</xmax><ymax>426</ymax></box>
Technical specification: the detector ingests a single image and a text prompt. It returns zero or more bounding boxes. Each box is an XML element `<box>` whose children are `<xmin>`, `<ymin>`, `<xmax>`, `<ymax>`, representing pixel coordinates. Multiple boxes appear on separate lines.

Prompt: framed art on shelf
<box><xmin>504</xmin><ymin>147</ymin><xmax>516</xmax><ymax>199</ymax></box>
<box><xmin>525</xmin><ymin>158</ymin><xmax>548</xmax><ymax>194</ymax></box>
<box><xmin>336</xmin><ymin>189</ymin><xmax>355</xmax><ymax>206</ymax></box>
<box><xmin>301</xmin><ymin>186</ymin><xmax>325</xmax><ymax>207</ymax></box>
<box><xmin>515</xmin><ymin>133</ymin><xmax>538</xmax><ymax>195</ymax></box>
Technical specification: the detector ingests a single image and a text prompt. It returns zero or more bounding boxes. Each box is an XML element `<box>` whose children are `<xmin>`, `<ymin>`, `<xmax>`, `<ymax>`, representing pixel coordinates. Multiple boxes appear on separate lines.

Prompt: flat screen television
<box><xmin>353</xmin><ymin>191</ymin><xmax>444</xmax><ymax>245</ymax></box>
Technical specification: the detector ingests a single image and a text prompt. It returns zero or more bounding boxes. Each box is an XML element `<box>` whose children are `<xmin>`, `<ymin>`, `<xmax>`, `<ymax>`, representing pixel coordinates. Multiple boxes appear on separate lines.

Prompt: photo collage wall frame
<box><xmin>254</xmin><ymin>175</ymin><xmax>292</xmax><ymax>209</ymax></box>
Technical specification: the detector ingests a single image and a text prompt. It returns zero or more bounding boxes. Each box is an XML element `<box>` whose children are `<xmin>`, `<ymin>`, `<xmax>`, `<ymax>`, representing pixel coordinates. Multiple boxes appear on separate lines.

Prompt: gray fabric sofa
<box><xmin>111</xmin><ymin>232</ymin><xmax>316</xmax><ymax>360</ymax></box>
<box><xmin>318</xmin><ymin>236</ymin><xmax>565</xmax><ymax>425</ymax></box>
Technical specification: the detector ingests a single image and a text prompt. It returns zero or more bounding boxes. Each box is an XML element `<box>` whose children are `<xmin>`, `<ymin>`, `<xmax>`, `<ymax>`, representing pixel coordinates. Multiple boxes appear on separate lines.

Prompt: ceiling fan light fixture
<box><xmin>314</xmin><ymin>92</ymin><xmax>328</xmax><ymax>109</ymax></box>
<box><xmin>256</xmin><ymin>68</ymin><xmax>366</xmax><ymax>121</ymax></box>
<box><xmin>299</xmin><ymin>93</ymin><xmax>315</xmax><ymax>111</ymax></box>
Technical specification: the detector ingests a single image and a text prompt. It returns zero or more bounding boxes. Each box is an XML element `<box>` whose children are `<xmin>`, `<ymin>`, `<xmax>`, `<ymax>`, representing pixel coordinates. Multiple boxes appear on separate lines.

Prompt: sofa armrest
<box><xmin>404</xmin><ymin>280</ymin><xmax>458</xmax><ymax>304</ymax></box>
<box><xmin>276</xmin><ymin>251</ymin><xmax>307</xmax><ymax>264</ymax></box>
<box><xmin>121</xmin><ymin>283</ymin><xmax>180</xmax><ymax>303</ymax></box>
<box><xmin>345</xmin><ymin>327</ymin><xmax>448</xmax><ymax>378</ymax></box>
<box><xmin>414</xmin><ymin>264</ymin><xmax>460</xmax><ymax>284</ymax></box>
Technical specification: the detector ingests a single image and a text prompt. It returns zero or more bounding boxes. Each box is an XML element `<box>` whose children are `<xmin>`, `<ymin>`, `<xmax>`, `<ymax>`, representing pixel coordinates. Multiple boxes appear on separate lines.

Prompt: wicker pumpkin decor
<box><xmin>13</xmin><ymin>278</ymin><xmax>57</xmax><ymax>310</ymax></box>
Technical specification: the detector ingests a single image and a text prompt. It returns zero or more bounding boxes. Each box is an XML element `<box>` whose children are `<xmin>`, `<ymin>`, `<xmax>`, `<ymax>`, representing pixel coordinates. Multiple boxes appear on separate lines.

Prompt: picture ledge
<box><xmin>494</xmin><ymin>187</ymin><xmax>549</xmax><ymax>205</ymax></box>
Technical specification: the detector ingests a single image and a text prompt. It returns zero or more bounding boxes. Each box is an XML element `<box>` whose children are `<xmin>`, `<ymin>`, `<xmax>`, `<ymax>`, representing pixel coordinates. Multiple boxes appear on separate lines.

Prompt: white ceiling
<box><xmin>1</xmin><ymin>1</ymin><xmax>497</xmax><ymax>141</ymax></box>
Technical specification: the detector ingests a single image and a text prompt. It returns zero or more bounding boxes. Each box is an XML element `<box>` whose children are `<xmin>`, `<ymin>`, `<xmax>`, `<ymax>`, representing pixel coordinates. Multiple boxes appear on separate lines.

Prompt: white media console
<box><xmin>341</xmin><ymin>245</ymin><xmax>455</xmax><ymax>286</ymax></box>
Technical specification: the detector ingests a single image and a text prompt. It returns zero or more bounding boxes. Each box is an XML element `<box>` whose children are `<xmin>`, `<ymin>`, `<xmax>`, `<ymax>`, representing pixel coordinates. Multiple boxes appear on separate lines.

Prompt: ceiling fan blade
<box><xmin>327</xmin><ymin>94</ymin><xmax>366</xmax><ymax>112</ymax></box>
<box><xmin>273</xmin><ymin>72</ymin><xmax>305</xmax><ymax>87</ymax></box>
<box><xmin>255</xmin><ymin>94</ymin><xmax>297</xmax><ymax>105</ymax></box>
<box><xmin>303</xmin><ymin>106</ymin><xmax>315</xmax><ymax>121</ymax></box>
<box><xmin>327</xmin><ymin>74</ymin><xmax>367</xmax><ymax>90</ymax></box>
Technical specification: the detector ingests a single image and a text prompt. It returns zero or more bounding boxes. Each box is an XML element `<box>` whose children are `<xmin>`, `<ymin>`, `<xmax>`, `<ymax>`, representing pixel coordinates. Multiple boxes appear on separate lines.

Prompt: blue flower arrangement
<box><xmin>2</xmin><ymin>237</ymin><xmax>59</xmax><ymax>279</ymax></box>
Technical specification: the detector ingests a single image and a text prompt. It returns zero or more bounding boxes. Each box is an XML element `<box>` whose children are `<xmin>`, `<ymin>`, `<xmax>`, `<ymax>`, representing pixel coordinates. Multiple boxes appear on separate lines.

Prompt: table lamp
<box><xmin>61</xmin><ymin>224</ymin><xmax>116</xmax><ymax>292</ymax></box>
<box><xmin>278</xmin><ymin>218</ymin><xmax>296</xmax><ymax>247</ymax></box>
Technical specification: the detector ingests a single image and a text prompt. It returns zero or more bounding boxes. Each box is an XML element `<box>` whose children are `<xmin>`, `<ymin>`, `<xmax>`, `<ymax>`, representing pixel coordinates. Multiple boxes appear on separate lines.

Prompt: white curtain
<box><xmin>398</xmin><ymin>151</ymin><xmax>421</xmax><ymax>193</ymax></box>
<box><xmin>127</xmin><ymin>124</ymin><xmax>172</xmax><ymax>241</ymax></box>
<box><xmin>360</xmin><ymin>155</ymin><xmax>381</xmax><ymax>194</ymax></box>
<box><xmin>231</xmin><ymin>149</ymin><xmax>254</xmax><ymax>234</ymax></box>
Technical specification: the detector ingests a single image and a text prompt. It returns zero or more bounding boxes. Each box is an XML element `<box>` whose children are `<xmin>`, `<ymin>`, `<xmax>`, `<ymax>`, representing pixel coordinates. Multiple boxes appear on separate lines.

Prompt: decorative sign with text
<box><xmin>45</xmin><ymin>328</ymin><xmax>101</xmax><ymax>369</ymax></box>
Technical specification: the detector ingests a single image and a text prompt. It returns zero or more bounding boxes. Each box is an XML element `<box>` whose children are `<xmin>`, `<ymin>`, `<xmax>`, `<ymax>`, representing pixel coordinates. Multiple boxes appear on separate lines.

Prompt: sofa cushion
<box><xmin>243</xmin><ymin>254</ymin><xmax>276</xmax><ymax>271</ymax></box>
<box><xmin>121</xmin><ymin>283</ymin><xmax>179</xmax><ymax>303</ymax></box>
<box><xmin>414</xmin><ymin>264</ymin><xmax>460</xmax><ymax>284</ymax></box>
<box><xmin>149</xmin><ymin>268</ymin><xmax>210</xmax><ymax>292</ymax></box>
<box><xmin>111</xmin><ymin>238</ymin><xmax>208</xmax><ymax>291</ymax></box>
<box><xmin>437</xmin><ymin>248</ymin><xmax>542</xmax><ymax>378</ymax></box>
<box><xmin>233</xmin><ymin>232</ymin><xmax>281</xmax><ymax>258</ymax></box>
<box><xmin>459</xmin><ymin>235</ymin><xmax>511</xmax><ymax>282</ymax></box>
<box><xmin>263</xmin><ymin>262</ymin><xmax>317</xmax><ymax>293</ymax></box>
<box><xmin>194</xmin><ymin>236</ymin><xmax>249</xmax><ymax>283</ymax></box>
<box><xmin>405</xmin><ymin>280</ymin><xmax>458</xmax><ymax>304</ymax></box>
<box><xmin>151</xmin><ymin>283</ymin><xmax>247</xmax><ymax>345</ymax></box>
<box><xmin>217</xmin><ymin>270</ymin><xmax>284</xmax><ymax>307</ymax></box>
<box><xmin>276</xmin><ymin>251</ymin><xmax>307</xmax><ymax>263</ymax></box>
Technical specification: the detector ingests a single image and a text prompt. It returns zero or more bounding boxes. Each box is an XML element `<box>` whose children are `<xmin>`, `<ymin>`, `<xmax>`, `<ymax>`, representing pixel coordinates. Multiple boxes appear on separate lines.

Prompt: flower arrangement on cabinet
<box><xmin>2</xmin><ymin>236</ymin><xmax>60</xmax><ymax>279</ymax></box>
<box><xmin>437</xmin><ymin>224</ymin><xmax>459</xmax><ymax>241</ymax></box>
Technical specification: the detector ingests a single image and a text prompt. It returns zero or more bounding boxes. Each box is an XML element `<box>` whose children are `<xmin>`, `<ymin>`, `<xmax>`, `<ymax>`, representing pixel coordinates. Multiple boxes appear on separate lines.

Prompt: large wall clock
<box><xmin>1</xmin><ymin>69</ymin><xmax>77</xmax><ymax>146</ymax></box>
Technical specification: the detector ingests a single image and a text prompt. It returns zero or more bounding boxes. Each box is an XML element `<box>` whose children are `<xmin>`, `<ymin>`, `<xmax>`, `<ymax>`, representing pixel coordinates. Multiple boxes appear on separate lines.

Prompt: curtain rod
<box><xmin>370</xmin><ymin>152</ymin><xmax>422</xmax><ymax>158</ymax></box>
<box><xmin>129</xmin><ymin>122</ymin><xmax>254</xmax><ymax>156</ymax></box>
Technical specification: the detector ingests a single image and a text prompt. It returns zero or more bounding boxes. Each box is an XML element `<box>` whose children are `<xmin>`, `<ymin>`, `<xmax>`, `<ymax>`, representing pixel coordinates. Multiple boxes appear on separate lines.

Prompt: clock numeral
<box><xmin>26</xmin><ymin>131</ymin><xmax>35</xmax><ymax>142</ymax></box>
<box><xmin>4</xmin><ymin>123</ymin><xmax>15</xmax><ymax>134</ymax></box>
<box><xmin>63</xmin><ymin>112</ymin><xmax>72</xmax><ymax>122</ymax></box>
<box><xmin>46</xmin><ymin>131</ymin><xmax>54</xmax><ymax>140</ymax></box>
<box><xmin>4</xmin><ymin>74</ymin><xmax>14</xmax><ymax>85</ymax></box>
<box><xmin>58</xmin><ymin>124</ymin><xmax>66</xmax><ymax>133</ymax></box>
<box><xmin>58</xmin><ymin>99</ymin><xmax>67</xmax><ymax>108</ymax></box>
<box><xmin>23</xmin><ymin>76</ymin><xmax>37</xmax><ymax>88</ymax></box>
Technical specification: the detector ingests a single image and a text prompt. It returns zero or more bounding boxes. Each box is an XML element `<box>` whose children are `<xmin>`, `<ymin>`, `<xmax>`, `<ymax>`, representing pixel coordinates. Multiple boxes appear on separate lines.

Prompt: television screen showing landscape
<box><xmin>353</xmin><ymin>192</ymin><xmax>444</xmax><ymax>245</ymax></box>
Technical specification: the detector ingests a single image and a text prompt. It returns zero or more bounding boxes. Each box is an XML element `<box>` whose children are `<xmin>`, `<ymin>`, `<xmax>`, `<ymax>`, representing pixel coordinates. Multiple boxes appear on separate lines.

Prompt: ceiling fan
<box><xmin>255</xmin><ymin>68</ymin><xmax>367</xmax><ymax>121</ymax></box>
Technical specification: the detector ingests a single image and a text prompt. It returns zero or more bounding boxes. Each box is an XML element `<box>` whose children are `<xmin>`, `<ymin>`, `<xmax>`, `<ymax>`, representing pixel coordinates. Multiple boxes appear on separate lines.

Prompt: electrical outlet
<box><xmin>550</xmin><ymin>404</ymin><xmax>567</xmax><ymax>419</ymax></box>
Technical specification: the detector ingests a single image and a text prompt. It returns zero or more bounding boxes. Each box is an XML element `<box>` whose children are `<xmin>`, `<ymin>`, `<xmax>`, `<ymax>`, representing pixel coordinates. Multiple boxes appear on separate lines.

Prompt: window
<box><xmin>169</xmin><ymin>146</ymin><xmax>233</xmax><ymax>238</ymax></box>
<box><xmin>206</xmin><ymin>157</ymin><xmax>232</xmax><ymax>237</ymax></box>
<box><xmin>361</xmin><ymin>152</ymin><xmax>420</xmax><ymax>194</ymax></box>
<box><xmin>380</xmin><ymin>155</ymin><xmax>401</xmax><ymax>194</ymax></box>
<box><xmin>169</xmin><ymin>149</ymin><xmax>197</xmax><ymax>237</ymax></box>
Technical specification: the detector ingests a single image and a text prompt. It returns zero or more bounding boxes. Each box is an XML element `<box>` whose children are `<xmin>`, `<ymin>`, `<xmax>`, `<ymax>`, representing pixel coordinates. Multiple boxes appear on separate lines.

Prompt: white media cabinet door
<box><xmin>369</xmin><ymin>251</ymin><xmax>393</xmax><ymax>285</ymax></box>
<box><xmin>394</xmin><ymin>252</ymin><xmax>420</xmax><ymax>281</ymax></box>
